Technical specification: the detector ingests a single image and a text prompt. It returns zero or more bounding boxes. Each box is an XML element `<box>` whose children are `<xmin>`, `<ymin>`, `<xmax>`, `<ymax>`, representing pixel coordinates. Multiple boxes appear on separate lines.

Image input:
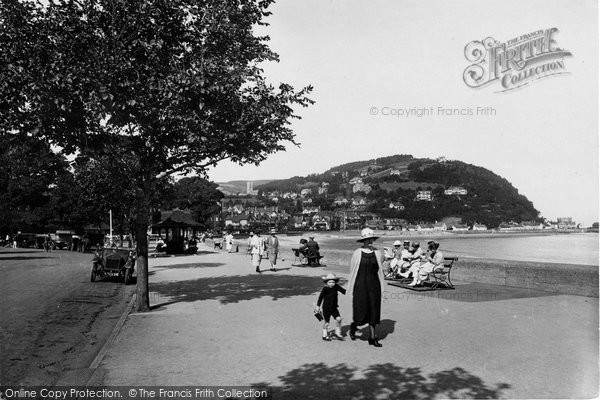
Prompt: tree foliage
<box><xmin>0</xmin><ymin>135</ymin><xmax>69</xmax><ymax>234</ymax></box>
<box><xmin>0</xmin><ymin>0</ymin><xmax>313</xmax><ymax>311</ymax></box>
<box><xmin>159</xmin><ymin>176</ymin><xmax>223</xmax><ymax>226</ymax></box>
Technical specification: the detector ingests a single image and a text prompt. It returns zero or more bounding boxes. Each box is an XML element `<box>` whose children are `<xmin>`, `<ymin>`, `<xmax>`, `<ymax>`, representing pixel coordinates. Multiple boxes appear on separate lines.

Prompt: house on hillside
<box><xmin>353</xmin><ymin>182</ymin><xmax>372</xmax><ymax>193</ymax></box>
<box><xmin>388</xmin><ymin>202</ymin><xmax>405</xmax><ymax>210</ymax></box>
<box><xmin>300</xmin><ymin>188</ymin><xmax>312</xmax><ymax>197</ymax></box>
<box><xmin>433</xmin><ymin>222</ymin><xmax>447</xmax><ymax>231</ymax></box>
<box><xmin>351</xmin><ymin>196</ymin><xmax>367</xmax><ymax>207</ymax></box>
<box><xmin>444</xmin><ymin>186</ymin><xmax>468</xmax><ymax>195</ymax></box>
<box><xmin>417</xmin><ymin>223</ymin><xmax>435</xmax><ymax>232</ymax></box>
<box><xmin>520</xmin><ymin>221</ymin><xmax>544</xmax><ymax>230</ymax></box>
<box><xmin>334</xmin><ymin>196</ymin><xmax>349</xmax><ymax>206</ymax></box>
<box><xmin>225</xmin><ymin>214</ymin><xmax>250</xmax><ymax>229</ymax></box>
<box><xmin>349</xmin><ymin>177</ymin><xmax>363</xmax><ymax>185</ymax></box>
<box><xmin>472</xmin><ymin>223</ymin><xmax>488</xmax><ymax>231</ymax></box>
<box><xmin>451</xmin><ymin>224</ymin><xmax>469</xmax><ymax>231</ymax></box>
<box><xmin>416</xmin><ymin>191</ymin><xmax>432</xmax><ymax>201</ymax></box>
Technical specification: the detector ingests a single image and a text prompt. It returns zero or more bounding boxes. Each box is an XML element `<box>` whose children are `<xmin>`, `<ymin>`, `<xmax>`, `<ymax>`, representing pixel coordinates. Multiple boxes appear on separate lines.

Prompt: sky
<box><xmin>208</xmin><ymin>0</ymin><xmax>599</xmax><ymax>226</ymax></box>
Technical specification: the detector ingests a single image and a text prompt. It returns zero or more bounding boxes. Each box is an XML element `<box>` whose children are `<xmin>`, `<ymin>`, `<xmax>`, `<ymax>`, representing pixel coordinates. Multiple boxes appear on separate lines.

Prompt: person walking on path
<box><xmin>265</xmin><ymin>228</ymin><xmax>280</xmax><ymax>271</ymax></box>
<box><xmin>225</xmin><ymin>231</ymin><xmax>234</xmax><ymax>253</ymax></box>
<box><xmin>246</xmin><ymin>231</ymin><xmax>255</xmax><ymax>256</ymax></box>
<box><xmin>316</xmin><ymin>272</ymin><xmax>346</xmax><ymax>341</ymax></box>
<box><xmin>249</xmin><ymin>230</ymin><xmax>264</xmax><ymax>273</ymax></box>
<box><xmin>347</xmin><ymin>227</ymin><xmax>385</xmax><ymax>347</ymax></box>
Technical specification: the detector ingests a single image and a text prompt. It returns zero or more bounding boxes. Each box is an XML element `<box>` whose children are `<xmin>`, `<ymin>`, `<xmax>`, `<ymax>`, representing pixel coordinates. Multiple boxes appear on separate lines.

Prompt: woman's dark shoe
<box><xmin>368</xmin><ymin>338</ymin><xmax>382</xmax><ymax>347</ymax></box>
<box><xmin>349</xmin><ymin>325</ymin><xmax>357</xmax><ymax>341</ymax></box>
<box><xmin>322</xmin><ymin>336</ymin><xmax>331</xmax><ymax>341</ymax></box>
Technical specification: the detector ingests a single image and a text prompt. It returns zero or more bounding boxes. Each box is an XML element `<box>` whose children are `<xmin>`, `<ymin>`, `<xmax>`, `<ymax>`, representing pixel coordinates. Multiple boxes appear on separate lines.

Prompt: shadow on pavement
<box><xmin>0</xmin><ymin>250</ymin><xmax>45</xmax><ymax>254</ymax></box>
<box><xmin>387</xmin><ymin>282</ymin><xmax>560</xmax><ymax>303</ymax></box>
<box><xmin>252</xmin><ymin>363</ymin><xmax>510</xmax><ymax>399</ymax></box>
<box><xmin>0</xmin><ymin>256</ymin><xmax>54</xmax><ymax>261</ymax></box>
<box><xmin>150</xmin><ymin>274</ymin><xmax>327</xmax><ymax>304</ymax></box>
<box><xmin>340</xmin><ymin>319</ymin><xmax>396</xmax><ymax>341</ymax></box>
<box><xmin>154</xmin><ymin>262</ymin><xmax>225</xmax><ymax>270</ymax></box>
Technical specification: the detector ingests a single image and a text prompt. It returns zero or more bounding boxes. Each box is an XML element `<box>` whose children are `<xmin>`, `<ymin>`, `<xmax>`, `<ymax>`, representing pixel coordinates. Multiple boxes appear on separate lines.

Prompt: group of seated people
<box><xmin>294</xmin><ymin>236</ymin><xmax>323</xmax><ymax>266</ymax></box>
<box><xmin>384</xmin><ymin>240</ymin><xmax>444</xmax><ymax>287</ymax></box>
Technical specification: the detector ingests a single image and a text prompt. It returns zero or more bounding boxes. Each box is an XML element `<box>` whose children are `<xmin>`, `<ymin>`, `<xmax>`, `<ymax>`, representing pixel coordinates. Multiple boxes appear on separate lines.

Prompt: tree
<box><xmin>1</xmin><ymin>0</ymin><xmax>313</xmax><ymax>311</ymax></box>
<box><xmin>0</xmin><ymin>135</ymin><xmax>69</xmax><ymax>235</ymax></box>
<box><xmin>160</xmin><ymin>176</ymin><xmax>223</xmax><ymax>226</ymax></box>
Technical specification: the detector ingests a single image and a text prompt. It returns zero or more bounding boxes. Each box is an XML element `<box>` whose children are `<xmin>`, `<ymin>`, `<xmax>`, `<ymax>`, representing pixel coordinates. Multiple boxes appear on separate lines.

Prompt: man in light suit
<box><xmin>265</xmin><ymin>228</ymin><xmax>280</xmax><ymax>271</ymax></box>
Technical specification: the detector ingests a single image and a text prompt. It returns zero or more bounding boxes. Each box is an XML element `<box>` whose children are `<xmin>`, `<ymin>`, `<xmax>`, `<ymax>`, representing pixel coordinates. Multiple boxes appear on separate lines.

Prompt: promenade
<box><xmin>89</xmin><ymin>244</ymin><xmax>598</xmax><ymax>399</ymax></box>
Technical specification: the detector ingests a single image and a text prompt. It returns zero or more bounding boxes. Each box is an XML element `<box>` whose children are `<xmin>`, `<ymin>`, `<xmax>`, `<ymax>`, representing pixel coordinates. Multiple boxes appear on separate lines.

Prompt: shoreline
<box><xmin>280</xmin><ymin>229</ymin><xmax>594</xmax><ymax>242</ymax></box>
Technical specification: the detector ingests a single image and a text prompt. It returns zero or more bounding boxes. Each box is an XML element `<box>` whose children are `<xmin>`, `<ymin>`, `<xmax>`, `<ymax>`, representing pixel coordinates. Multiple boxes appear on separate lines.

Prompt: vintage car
<box><xmin>91</xmin><ymin>247</ymin><xmax>135</xmax><ymax>285</ymax></box>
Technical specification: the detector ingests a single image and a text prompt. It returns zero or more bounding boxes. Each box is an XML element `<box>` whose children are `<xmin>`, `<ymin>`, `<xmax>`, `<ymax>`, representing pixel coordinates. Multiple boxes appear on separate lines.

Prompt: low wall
<box><xmin>284</xmin><ymin>247</ymin><xmax>599</xmax><ymax>298</ymax></box>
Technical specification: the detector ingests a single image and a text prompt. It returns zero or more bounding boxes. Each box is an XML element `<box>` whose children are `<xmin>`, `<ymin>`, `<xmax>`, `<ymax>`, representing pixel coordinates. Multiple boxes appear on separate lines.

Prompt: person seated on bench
<box><xmin>295</xmin><ymin>238</ymin><xmax>308</xmax><ymax>258</ymax></box>
<box><xmin>398</xmin><ymin>241</ymin><xmax>424</xmax><ymax>278</ymax></box>
<box><xmin>306</xmin><ymin>236</ymin><xmax>322</xmax><ymax>266</ymax></box>
<box><xmin>391</xmin><ymin>240</ymin><xmax>414</xmax><ymax>278</ymax></box>
<box><xmin>385</xmin><ymin>240</ymin><xmax>404</xmax><ymax>277</ymax></box>
<box><xmin>408</xmin><ymin>241</ymin><xmax>444</xmax><ymax>287</ymax></box>
<box><xmin>156</xmin><ymin>237</ymin><xmax>166</xmax><ymax>253</ymax></box>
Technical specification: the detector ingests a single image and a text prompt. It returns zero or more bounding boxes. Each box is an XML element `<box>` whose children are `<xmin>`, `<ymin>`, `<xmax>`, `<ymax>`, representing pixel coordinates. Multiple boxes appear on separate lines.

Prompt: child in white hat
<box><xmin>316</xmin><ymin>272</ymin><xmax>346</xmax><ymax>341</ymax></box>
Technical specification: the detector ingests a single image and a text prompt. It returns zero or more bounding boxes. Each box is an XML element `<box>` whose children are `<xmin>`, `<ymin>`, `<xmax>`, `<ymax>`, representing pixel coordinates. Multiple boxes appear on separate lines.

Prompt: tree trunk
<box><xmin>135</xmin><ymin>181</ymin><xmax>151</xmax><ymax>312</ymax></box>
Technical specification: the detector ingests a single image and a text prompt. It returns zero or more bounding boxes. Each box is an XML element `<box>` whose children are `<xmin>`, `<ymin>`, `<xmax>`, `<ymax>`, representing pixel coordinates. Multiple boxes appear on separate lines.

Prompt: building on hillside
<box><xmin>471</xmin><ymin>223</ymin><xmax>488</xmax><ymax>231</ymax></box>
<box><xmin>353</xmin><ymin>182</ymin><xmax>372</xmax><ymax>193</ymax></box>
<box><xmin>416</xmin><ymin>190</ymin><xmax>432</xmax><ymax>201</ymax></box>
<box><xmin>520</xmin><ymin>221</ymin><xmax>544</xmax><ymax>230</ymax></box>
<box><xmin>433</xmin><ymin>222</ymin><xmax>448</xmax><ymax>231</ymax></box>
<box><xmin>300</xmin><ymin>188</ymin><xmax>312</xmax><ymax>197</ymax></box>
<box><xmin>351</xmin><ymin>196</ymin><xmax>367</xmax><ymax>207</ymax></box>
<box><xmin>444</xmin><ymin>186</ymin><xmax>468</xmax><ymax>195</ymax></box>
<box><xmin>224</xmin><ymin>214</ymin><xmax>251</xmax><ymax>228</ymax></box>
<box><xmin>451</xmin><ymin>224</ymin><xmax>469</xmax><ymax>231</ymax></box>
<box><xmin>349</xmin><ymin>177</ymin><xmax>363</xmax><ymax>185</ymax></box>
<box><xmin>334</xmin><ymin>196</ymin><xmax>349</xmax><ymax>206</ymax></box>
<box><xmin>302</xmin><ymin>206</ymin><xmax>320</xmax><ymax>215</ymax></box>
<box><xmin>417</xmin><ymin>223</ymin><xmax>435</xmax><ymax>231</ymax></box>
<box><xmin>388</xmin><ymin>202</ymin><xmax>405</xmax><ymax>210</ymax></box>
<box><xmin>557</xmin><ymin>217</ymin><xmax>577</xmax><ymax>229</ymax></box>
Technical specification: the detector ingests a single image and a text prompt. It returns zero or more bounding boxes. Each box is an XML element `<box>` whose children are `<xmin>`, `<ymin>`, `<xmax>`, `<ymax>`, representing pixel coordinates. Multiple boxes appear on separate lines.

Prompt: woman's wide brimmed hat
<box><xmin>270</xmin><ymin>228</ymin><xmax>277</xmax><ymax>234</ymax></box>
<box><xmin>393</xmin><ymin>240</ymin><xmax>403</xmax><ymax>246</ymax></box>
<box><xmin>357</xmin><ymin>227</ymin><xmax>379</xmax><ymax>242</ymax></box>
<box><xmin>322</xmin><ymin>272</ymin><xmax>340</xmax><ymax>282</ymax></box>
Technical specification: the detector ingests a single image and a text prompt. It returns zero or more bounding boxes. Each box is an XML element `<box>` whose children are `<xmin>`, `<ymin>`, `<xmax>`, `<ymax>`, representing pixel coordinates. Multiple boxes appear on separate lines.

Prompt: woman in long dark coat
<box><xmin>347</xmin><ymin>227</ymin><xmax>385</xmax><ymax>347</ymax></box>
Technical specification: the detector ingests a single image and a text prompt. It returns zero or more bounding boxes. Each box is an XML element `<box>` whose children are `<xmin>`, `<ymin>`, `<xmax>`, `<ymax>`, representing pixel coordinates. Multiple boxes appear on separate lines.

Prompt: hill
<box><xmin>256</xmin><ymin>155</ymin><xmax>541</xmax><ymax>228</ymax></box>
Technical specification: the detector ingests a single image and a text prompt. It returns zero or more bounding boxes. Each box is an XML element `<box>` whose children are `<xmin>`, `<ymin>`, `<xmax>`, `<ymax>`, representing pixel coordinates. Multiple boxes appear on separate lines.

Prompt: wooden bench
<box><xmin>429</xmin><ymin>257</ymin><xmax>457</xmax><ymax>289</ymax></box>
<box><xmin>292</xmin><ymin>248</ymin><xmax>308</xmax><ymax>266</ymax></box>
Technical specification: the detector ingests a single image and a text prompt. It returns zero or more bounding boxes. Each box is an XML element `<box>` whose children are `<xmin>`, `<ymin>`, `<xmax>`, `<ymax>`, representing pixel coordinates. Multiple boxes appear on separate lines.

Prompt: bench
<box><xmin>429</xmin><ymin>257</ymin><xmax>457</xmax><ymax>289</ymax></box>
<box><xmin>385</xmin><ymin>257</ymin><xmax>457</xmax><ymax>291</ymax></box>
<box><xmin>292</xmin><ymin>248</ymin><xmax>308</xmax><ymax>266</ymax></box>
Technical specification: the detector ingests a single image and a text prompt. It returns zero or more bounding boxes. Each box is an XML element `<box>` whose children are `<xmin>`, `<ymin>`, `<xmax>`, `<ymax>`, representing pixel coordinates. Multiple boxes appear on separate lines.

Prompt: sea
<box><xmin>299</xmin><ymin>232</ymin><xmax>599</xmax><ymax>266</ymax></box>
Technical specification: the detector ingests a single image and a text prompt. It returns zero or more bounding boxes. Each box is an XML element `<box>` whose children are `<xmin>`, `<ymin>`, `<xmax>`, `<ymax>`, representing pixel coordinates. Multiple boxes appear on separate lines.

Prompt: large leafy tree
<box><xmin>1</xmin><ymin>0</ymin><xmax>313</xmax><ymax>311</ymax></box>
<box><xmin>0</xmin><ymin>135</ymin><xmax>70</xmax><ymax>235</ymax></box>
<box><xmin>160</xmin><ymin>177</ymin><xmax>223</xmax><ymax>227</ymax></box>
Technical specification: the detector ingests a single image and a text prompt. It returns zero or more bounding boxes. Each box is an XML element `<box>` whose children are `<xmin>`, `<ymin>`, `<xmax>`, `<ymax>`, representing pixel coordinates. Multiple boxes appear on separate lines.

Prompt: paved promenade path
<box><xmin>90</xmin><ymin>244</ymin><xmax>598</xmax><ymax>399</ymax></box>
